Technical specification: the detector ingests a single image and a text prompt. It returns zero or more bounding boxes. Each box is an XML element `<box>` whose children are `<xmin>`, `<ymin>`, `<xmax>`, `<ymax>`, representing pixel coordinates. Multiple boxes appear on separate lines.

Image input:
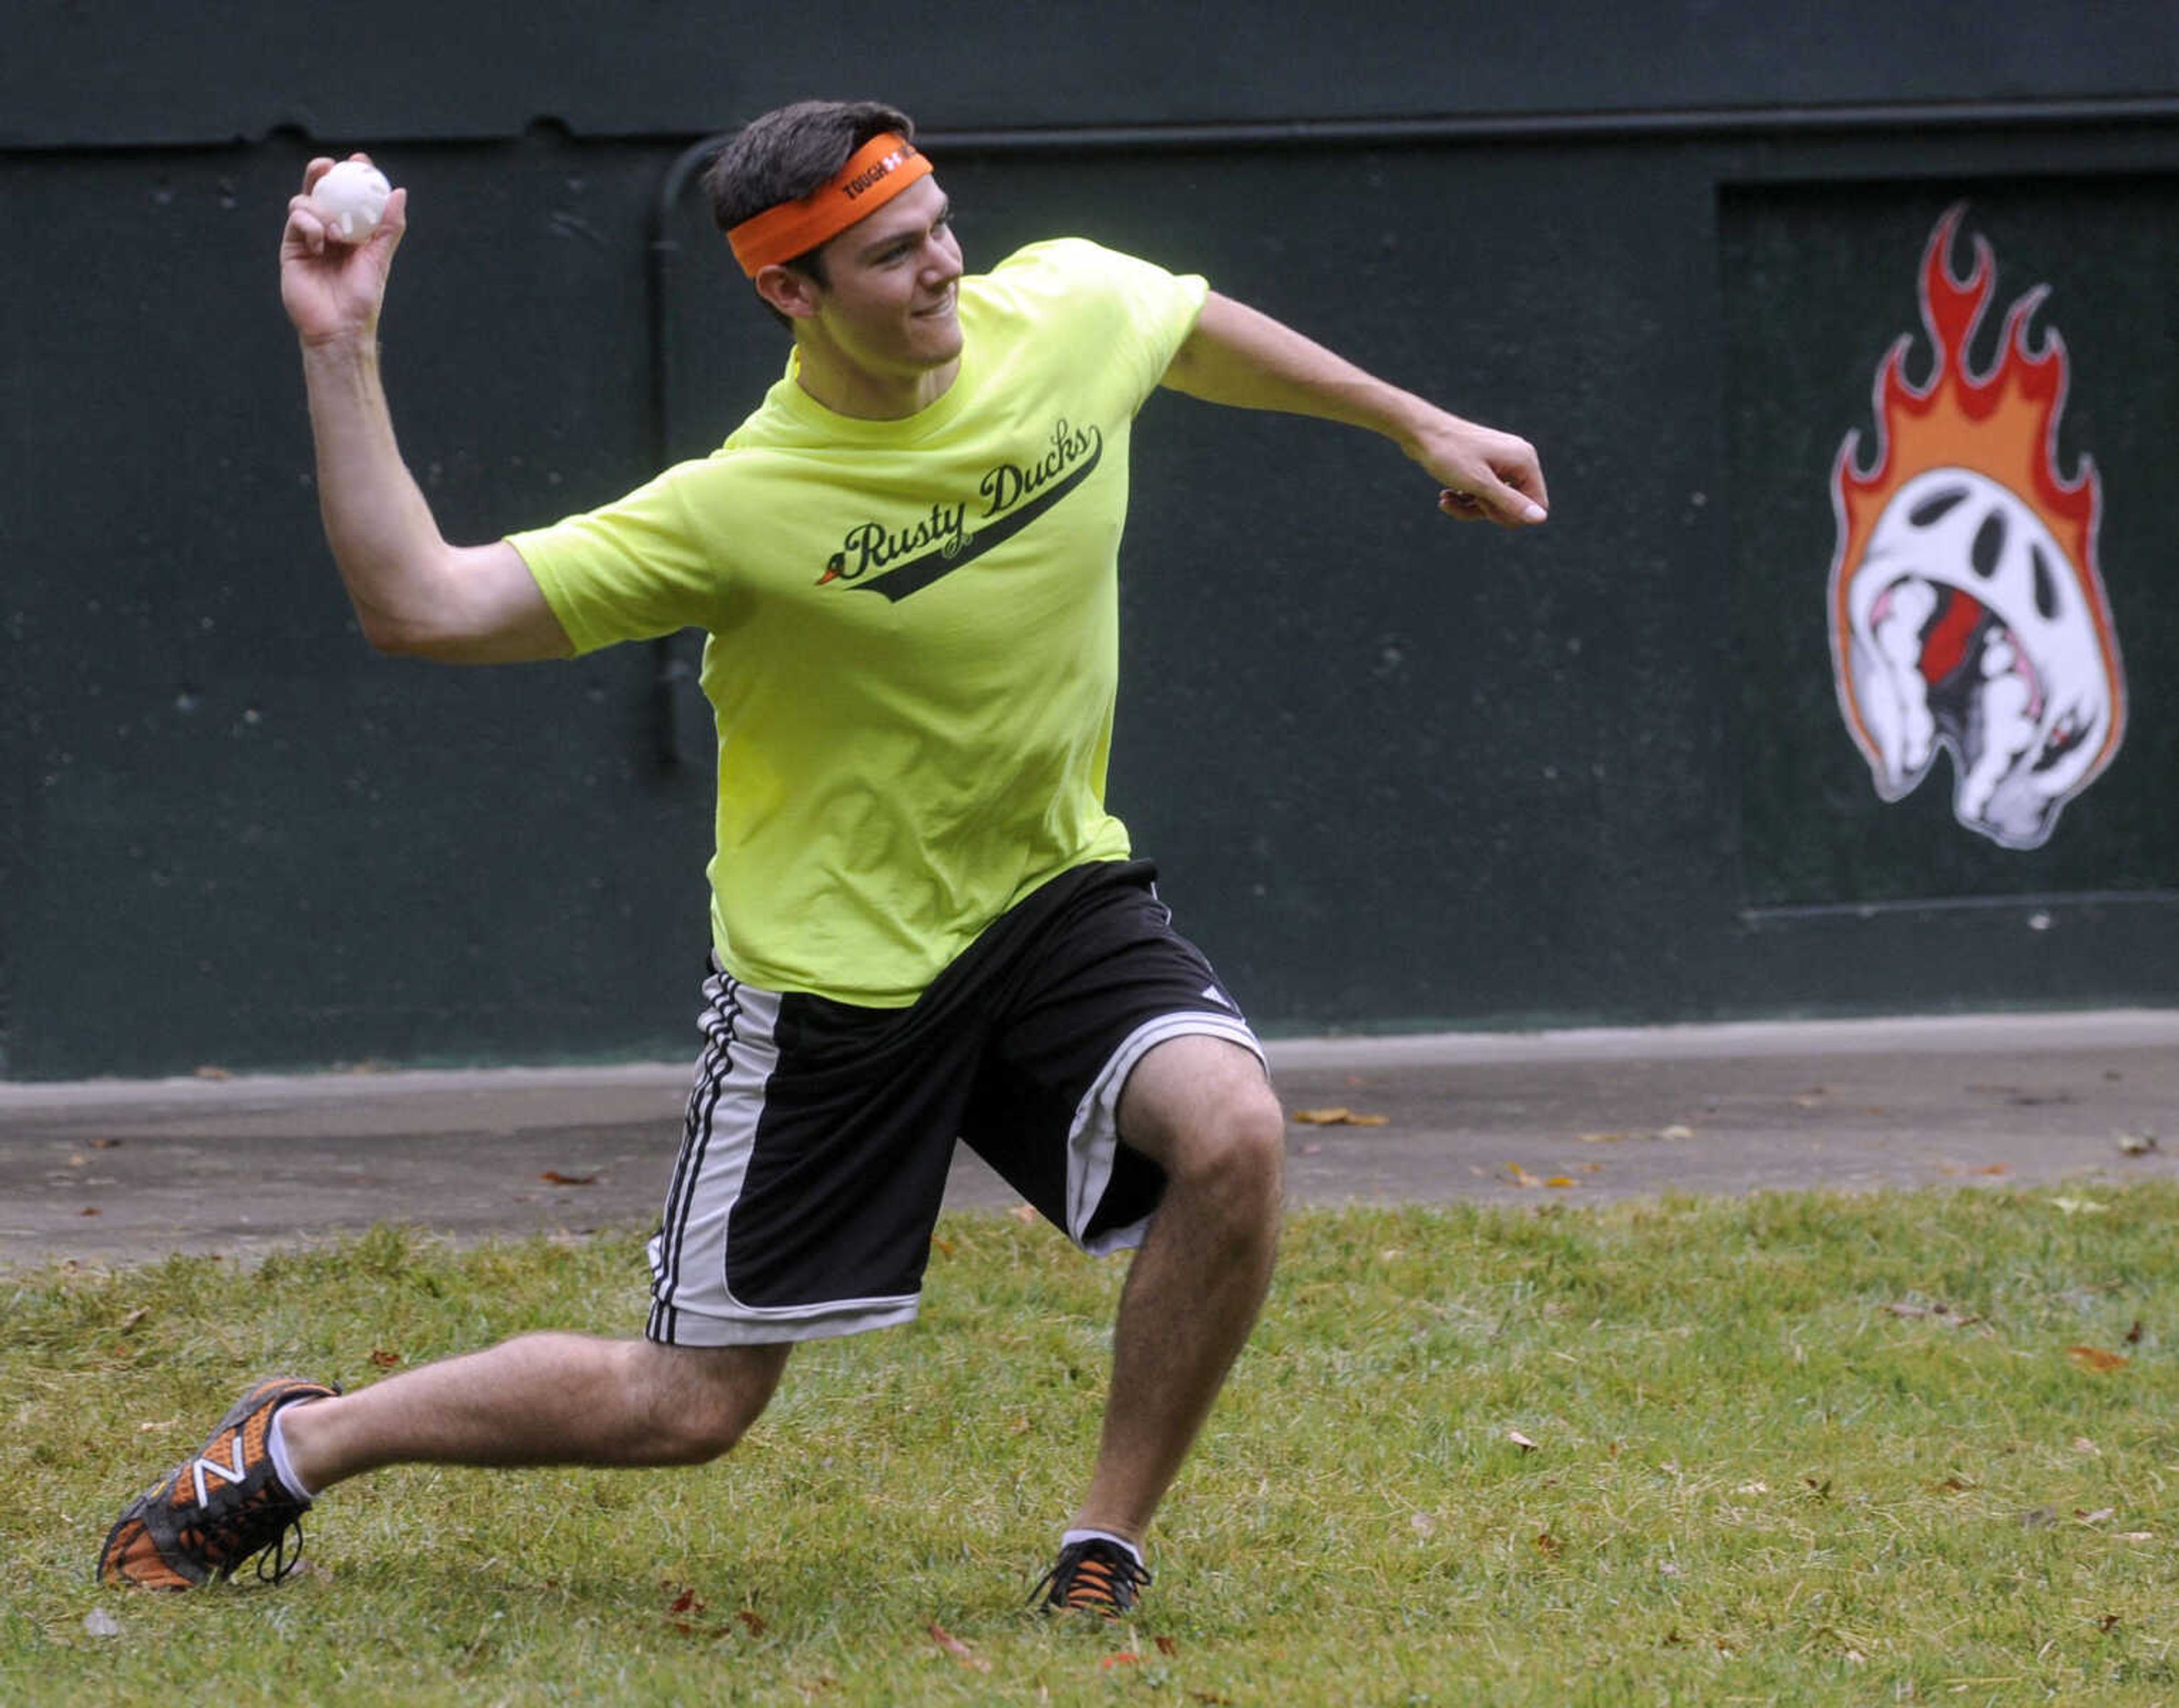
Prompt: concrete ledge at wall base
<box><xmin>1264</xmin><ymin>1008</ymin><xmax>2179</xmax><ymax>1068</ymax></box>
<box><xmin>2</xmin><ymin>1009</ymin><xmax>2174</xmax><ymax>1121</ymax></box>
<box><xmin>6</xmin><ymin>1008</ymin><xmax>2176</xmax><ymax>1272</ymax></box>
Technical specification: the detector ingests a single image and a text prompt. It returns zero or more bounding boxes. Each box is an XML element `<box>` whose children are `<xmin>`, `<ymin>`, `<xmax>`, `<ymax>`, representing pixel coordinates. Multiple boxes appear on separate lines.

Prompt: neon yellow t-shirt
<box><xmin>510</xmin><ymin>238</ymin><xmax>1208</xmax><ymax>1006</ymax></box>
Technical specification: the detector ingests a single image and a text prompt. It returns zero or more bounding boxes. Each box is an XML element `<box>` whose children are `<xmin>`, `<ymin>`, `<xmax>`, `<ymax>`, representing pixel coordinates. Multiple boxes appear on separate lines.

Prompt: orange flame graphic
<box><xmin>1835</xmin><ymin>207</ymin><xmax>2098</xmax><ymax>611</ymax></box>
<box><xmin>1829</xmin><ymin>206</ymin><xmax>2126</xmax><ymax>815</ymax></box>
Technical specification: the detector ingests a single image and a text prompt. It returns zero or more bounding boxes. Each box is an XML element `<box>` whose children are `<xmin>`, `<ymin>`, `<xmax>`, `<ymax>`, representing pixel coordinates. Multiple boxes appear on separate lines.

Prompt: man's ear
<box><xmin>754</xmin><ymin>263</ymin><xmax>821</xmax><ymax>321</ymax></box>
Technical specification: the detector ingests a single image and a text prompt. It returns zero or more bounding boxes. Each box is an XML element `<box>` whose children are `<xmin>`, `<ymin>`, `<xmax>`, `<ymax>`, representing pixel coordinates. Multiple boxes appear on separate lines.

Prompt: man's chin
<box><xmin>915</xmin><ymin>318</ymin><xmax>964</xmax><ymax>363</ymax></box>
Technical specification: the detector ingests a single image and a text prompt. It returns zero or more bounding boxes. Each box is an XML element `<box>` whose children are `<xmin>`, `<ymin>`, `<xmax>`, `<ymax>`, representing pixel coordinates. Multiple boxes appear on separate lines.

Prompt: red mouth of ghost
<box><xmin>1913</xmin><ymin>582</ymin><xmax>1987</xmax><ymax>685</ymax></box>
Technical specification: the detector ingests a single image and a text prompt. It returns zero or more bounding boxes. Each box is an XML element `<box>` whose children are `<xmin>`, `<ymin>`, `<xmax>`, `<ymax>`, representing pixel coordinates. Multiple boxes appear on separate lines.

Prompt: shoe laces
<box><xmin>1030</xmin><ymin>1538</ymin><xmax>1151</xmax><ymax>1614</ymax></box>
<box><xmin>176</xmin><ymin>1486</ymin><xmax>309</xmax><ymax>1585</ymax></box>
<box><xmin>255</xmin><ymin>1515</ymin><xmax>308</xmax><ymax>1585</ymax></box>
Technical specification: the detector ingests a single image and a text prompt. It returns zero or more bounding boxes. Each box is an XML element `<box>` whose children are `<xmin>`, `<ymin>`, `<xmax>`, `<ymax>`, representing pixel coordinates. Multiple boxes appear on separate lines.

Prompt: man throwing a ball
<box><xmin>98</xmin><ymin>99</ymin><xmax>1547</xmax><ymax>1614</ymax></box>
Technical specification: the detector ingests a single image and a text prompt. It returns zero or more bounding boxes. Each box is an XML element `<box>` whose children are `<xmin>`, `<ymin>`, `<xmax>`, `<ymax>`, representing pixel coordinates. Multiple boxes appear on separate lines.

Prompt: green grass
<box><xmin>7</xmin><ymin>1187</ymin><xmax>2179</xmax><ymax>1705</ymax></box>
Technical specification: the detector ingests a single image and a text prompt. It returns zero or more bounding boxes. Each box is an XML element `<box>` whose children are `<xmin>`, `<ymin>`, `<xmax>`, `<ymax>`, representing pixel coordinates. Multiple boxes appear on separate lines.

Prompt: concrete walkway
<box><xmin>3</xmin><ymin>1009</ymin><xmax>2174</xmax><ymax>1270</ymax></box>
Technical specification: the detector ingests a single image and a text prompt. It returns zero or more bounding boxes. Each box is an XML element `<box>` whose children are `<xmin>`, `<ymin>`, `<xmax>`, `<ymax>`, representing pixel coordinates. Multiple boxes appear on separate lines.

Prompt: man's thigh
<box><xmin>961</xmin><ymin>868</ymin><xmax>1265</xmax><ymax>1251</ymax></box>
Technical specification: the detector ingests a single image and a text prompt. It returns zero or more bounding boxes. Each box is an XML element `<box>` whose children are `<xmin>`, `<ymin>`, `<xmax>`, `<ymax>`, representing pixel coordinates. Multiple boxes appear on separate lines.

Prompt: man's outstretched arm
<box><xmin>284</xmin><ymin>157</ymin><xmax>573</xmax><ymax>663</ymax></box>
<box><xmin>1159</xmin><ymin>291</ymin><xmax>1549</xmax><ymax>528</ymax></box>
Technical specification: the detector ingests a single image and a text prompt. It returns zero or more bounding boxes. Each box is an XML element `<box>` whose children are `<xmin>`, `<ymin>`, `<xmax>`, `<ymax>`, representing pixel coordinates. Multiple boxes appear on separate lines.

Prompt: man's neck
<box><xmin>792</xmin><ymin>344</ymin><xmax>961</xmax><ymax>422</ymax></box>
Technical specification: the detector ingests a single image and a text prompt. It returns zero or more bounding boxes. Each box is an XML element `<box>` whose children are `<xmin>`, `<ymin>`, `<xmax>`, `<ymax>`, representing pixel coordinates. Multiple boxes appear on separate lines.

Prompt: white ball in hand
<box><xmin>316</xmin><ymin>160</ymin><xmax>392</xmax><ymax>242</ymax></box>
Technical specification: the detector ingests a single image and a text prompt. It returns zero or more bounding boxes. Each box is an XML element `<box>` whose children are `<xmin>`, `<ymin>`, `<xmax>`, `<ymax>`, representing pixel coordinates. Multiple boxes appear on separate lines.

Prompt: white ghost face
<box><xmin>1840</xmin><ymin>466</ymin><xmax>2119</xmax><ymax>850</ymax></box>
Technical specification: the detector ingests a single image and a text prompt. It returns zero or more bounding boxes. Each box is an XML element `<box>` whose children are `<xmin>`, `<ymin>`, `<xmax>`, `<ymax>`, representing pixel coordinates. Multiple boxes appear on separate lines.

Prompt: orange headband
<box><xmin>727</xmin><ymin>133</ymin><xmax>934</xmax><ymax>276</ymax></box>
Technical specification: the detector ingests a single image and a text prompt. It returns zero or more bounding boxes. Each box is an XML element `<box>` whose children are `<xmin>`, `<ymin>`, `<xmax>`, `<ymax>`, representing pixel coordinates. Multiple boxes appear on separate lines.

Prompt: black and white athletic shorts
<box><xmin>645</xmin><ymin>860</ymin><xmax>1264</xmax><ymax>1347</ymax></box>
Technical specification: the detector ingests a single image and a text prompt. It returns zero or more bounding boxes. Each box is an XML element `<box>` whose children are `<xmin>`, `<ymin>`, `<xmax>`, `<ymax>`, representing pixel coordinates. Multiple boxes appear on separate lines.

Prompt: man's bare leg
<box><xmin>277</xmin><ymin>1336</ymin><xmax>791</xmax><ymax>1490</ymax></box>
<box><xmin>1069</xmin><ymin>1035</ymin><xmax>1284</xmax><ymax>1544</ymax></box>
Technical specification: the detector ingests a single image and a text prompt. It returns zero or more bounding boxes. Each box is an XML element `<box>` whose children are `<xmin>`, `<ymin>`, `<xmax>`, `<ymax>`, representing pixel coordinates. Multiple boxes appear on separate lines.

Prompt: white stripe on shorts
<box><xmin>1065</xmin><ymin>1010</ymin><xmax>1265</xmax><ymax>1256</ymax></box>
<box><xmin>646</xmin><ymin>974</ymin><xmax>923</xmax><ymax>1347</ymax></box>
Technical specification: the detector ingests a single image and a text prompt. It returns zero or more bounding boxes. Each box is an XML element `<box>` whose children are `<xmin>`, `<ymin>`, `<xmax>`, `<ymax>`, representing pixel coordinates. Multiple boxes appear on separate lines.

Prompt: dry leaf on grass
<box><xmin>2068</xmin><ymin>1345</ymin><xmax>2130</xmax><ymax>1373</ymax></box>
<box><xmin>928</xmin><ymin>1622</ymin><xmax>990</xmax><ymax>1672</ymax></box>
<box><xmin>1508</xmin><ymin>1429</ymin><xmax>1539</xmax><ymax>1452</ymax></box>
<box><xmin>664</xmin><ymin>1584</ymin><xmax>706</xmax><ymax>1635</ymax></box>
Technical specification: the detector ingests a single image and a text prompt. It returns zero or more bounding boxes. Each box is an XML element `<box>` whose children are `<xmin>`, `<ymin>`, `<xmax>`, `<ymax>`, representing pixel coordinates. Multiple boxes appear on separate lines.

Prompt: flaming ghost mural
<box><xmin>1829</xmin><ymin>207</ymin><xmax>2126</xmax><ymax>851</ymax></box>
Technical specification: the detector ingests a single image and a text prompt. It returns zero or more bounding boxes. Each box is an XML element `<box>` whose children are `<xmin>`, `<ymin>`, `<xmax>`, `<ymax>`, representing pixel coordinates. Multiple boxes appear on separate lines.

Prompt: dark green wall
<box><xmin>5</xmin><ymin>8</ymin><xmax>2176</xmax><ymax>1078</ymax></box>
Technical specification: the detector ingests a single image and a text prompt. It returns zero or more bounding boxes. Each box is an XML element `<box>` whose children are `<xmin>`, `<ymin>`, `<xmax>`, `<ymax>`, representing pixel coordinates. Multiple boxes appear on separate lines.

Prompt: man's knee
<box><xmin>1121</xmin><ymin>1037</ymin><xmax>1285</xmax><ymax>1204</ymax></box>
<box><xmin>1178</xmin><ymin>1082</ymin><xmax>1285</xmax><ymax>1200</ymax></box>
<box><xmin>626</xmin><ymin>1339</ymin><xmax>789</xmax><ymax>1464</ymax></box>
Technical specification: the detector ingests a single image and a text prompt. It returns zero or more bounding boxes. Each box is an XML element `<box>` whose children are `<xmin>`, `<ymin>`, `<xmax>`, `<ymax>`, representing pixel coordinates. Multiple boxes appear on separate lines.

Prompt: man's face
<box><xmin>804</xmin><ymin>175</ymin><xmax>965</xmax><ymax>379</ymax></box>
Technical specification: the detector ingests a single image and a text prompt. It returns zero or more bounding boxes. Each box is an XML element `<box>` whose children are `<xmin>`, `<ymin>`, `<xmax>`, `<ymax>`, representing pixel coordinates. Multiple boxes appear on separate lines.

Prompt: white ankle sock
<box><xmin>1061</xmin><ymin>1528</ymin><xmax>1142</xmax><ymax>1567</ymax></box>
<box><xmin>266</xmin><ymin>1407</ymin><xmax>320</xmax><ymax>1503</ymax></box>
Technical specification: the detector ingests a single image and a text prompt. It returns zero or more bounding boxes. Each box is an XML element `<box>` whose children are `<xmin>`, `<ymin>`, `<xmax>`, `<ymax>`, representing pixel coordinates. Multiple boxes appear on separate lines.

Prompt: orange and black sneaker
<box><xmin>1030</xmin><ymin>1537</ymin><xmax>1151</xmax><ymax>1617</ymax></box>
<box><xmin>96</xmin><ymin>1376</ymin><xmax>338</xmax><ymax>1589</ymax></box>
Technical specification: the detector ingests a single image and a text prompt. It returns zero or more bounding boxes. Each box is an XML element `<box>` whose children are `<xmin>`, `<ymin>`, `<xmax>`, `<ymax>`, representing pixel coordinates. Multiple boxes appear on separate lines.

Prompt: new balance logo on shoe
<box><xmin>190</xmin><ymin>1442</ymin><xmax>250</xmax><ymax>1507</ymax></box>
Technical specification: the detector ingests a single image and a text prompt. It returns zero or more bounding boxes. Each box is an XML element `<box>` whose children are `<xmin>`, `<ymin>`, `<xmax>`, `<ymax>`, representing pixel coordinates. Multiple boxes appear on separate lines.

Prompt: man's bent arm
<box><xmin>1159</xmin><ymin>291</ymin><xmax>1549</xmax><ymax>528</ymax></box>
<box><xmin>285</xmin><ymin>156</ymin><xmax>571</xmax><ymax>664</ymax></box>
<box><xmin>302</xmin><ymin>334</ymin><xmax>571</xmax><ymax>663</ymax></box>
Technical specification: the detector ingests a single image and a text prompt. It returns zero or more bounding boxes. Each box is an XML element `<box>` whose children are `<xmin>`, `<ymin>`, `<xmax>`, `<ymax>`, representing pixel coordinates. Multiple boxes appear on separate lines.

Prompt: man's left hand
<box><xmin>1410</xmin><ymin>413</ymin><xmax>1549</xmax><ymax>528</ymax></box>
